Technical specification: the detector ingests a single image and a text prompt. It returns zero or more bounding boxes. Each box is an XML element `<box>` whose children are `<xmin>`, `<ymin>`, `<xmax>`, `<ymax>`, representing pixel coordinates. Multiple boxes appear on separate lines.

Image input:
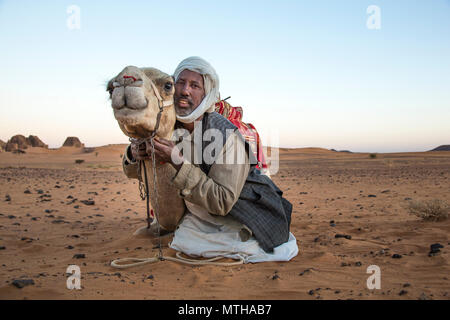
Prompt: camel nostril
<box><xmin>123</xmin><ymin>75</ymin><xmax>137</xmax><ymax>82</ymax></box>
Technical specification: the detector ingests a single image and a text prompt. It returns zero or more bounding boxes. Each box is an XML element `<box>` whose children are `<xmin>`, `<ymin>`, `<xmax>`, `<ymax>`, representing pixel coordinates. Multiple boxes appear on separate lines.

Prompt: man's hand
<box><xmin>130</xmin><ymin>140</ymin><xmax>150</xmax><ymax>161</ymax></box>
<box><xmin>146</xmin><ymin>137</ymin><xmax>184</xmax><ymax>172</ymax></box>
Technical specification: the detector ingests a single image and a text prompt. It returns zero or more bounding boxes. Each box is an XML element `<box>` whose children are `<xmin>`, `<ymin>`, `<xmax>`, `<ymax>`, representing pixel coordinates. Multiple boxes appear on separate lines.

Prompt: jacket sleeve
<box><xmin>170</xmin><ymin>131</ymin><xmax>250</xmax><ymax>216</ymax></box>
<box><xmin>122</xmin><ymin>144</ymin><xmax>140</xmax><ymax>180</ymax></box>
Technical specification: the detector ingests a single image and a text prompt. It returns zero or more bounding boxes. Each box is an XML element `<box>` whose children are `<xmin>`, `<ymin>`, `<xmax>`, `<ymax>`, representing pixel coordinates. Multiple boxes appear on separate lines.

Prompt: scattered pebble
<box><xmin>335</xmin><ymin>234</ymin><xmax>352</xmax><ymax>240</ymax></box>
<box><xmin>12</xmin><ymin>279</ymin><xmax>35</xmax><ymax>289</ymax></box>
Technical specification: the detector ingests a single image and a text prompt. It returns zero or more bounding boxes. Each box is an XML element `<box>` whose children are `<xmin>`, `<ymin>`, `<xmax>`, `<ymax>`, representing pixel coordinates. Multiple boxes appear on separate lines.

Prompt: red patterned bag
<box><xmin>215</xmin><ymin>100</ymin><xmax>269</xmax><ymax>175</ymax></box>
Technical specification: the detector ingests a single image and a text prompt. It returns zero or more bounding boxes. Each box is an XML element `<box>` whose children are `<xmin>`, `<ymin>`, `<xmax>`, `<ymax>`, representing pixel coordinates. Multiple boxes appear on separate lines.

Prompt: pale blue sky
<box><xmin>0</xmin><ymin>0</ymin><xmax>449</xmax><ymax>152</ymax></box>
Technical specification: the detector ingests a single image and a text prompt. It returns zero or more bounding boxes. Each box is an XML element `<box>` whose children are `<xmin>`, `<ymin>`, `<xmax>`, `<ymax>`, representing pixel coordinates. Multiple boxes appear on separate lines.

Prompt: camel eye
<box><xmin>164</xmin><ymin>82</ymin><xmax>173</xmax><ymax>91</ymax></box>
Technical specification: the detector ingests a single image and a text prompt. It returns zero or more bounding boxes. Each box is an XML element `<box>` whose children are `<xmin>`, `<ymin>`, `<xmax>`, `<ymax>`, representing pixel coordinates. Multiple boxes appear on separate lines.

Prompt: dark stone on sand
<box><xmin>0</xmin><ymin>246</ymin><xmax>6</xmax><ymax>250</ymax></box>
<box><xmin>429</xmin><ymin>243</ymin><xmax>444</xmax><ymax>256</ymax></box>
<box><xmin>73</xmin><ymin>254</ymin><xmax>85</xmax><ymax>259</ymax></box>
<box><xmin>368</xmin><ymin>194</ymin><xmax>376</xmax><ymax>198</ymax></box>
<box><xmin>24</xmin><ymin>190</ymin><xmax>31</xmax><ymax>194</ymax></box>
<box><xmin>392</xmin><ymin>254</ymin><xmax>402</xmax><ymax>259</ymax></box>
<box><xmin>335</xmin><ymin>234</ymin><xmax>352</xmax><ymax>240</ymax></box>
<box><xmin>51</xmin><ymin>219</ymin><xmax>68</xmax><ymax>224</ymax></box>
<box><xmin>12</xmin><ymin>279</ymin><xmax>35</xmax><ymax>289</ymax></box>
<box><xmin>430</xmin><ymin>243</ymin><xmax>443</xmax><ymax>250</ymax></box>
<box><xmin>81</xmin><ymin>200</ymin><xmax>95</xmax><ymax>206</ymax></box>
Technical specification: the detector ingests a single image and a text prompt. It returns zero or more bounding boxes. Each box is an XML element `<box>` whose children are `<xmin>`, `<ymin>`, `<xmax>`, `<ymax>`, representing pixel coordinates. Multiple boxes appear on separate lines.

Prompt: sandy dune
<box><xmin>0</xmin><ymin>145</ymin><xmax>449</xmax><ymax>300</ymax></box>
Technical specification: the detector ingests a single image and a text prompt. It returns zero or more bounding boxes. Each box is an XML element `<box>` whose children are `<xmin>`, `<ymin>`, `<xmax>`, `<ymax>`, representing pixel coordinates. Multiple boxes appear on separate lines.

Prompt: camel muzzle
<box><xmin>111</xmin><ymin>84</ymin><xmax>148</xmax><ymax>111</ymax></box>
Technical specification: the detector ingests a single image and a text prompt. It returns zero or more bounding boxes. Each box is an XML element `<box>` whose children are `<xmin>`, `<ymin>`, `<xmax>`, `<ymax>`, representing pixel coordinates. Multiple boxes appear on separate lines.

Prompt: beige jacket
<box><xmin>122</xmin><ymin>124</ymin><xmax>250</xmax><ymax>217</ymax></box>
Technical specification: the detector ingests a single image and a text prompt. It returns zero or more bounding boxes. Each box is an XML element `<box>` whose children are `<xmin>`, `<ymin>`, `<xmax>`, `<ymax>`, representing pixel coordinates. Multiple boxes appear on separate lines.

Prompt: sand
<box><xmin>0</xmin><ymin>145</ymin><xmax>449</xmax><ymax>300</ymax></box>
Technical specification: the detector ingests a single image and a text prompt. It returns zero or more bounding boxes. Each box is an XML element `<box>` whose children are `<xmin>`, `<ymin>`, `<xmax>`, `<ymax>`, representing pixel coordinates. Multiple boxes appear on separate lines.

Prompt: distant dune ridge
<box><xmin>330</xmin><ymin>149</ymin><xmax>352</xmax><ymax>153</ymax></box>
<box><xmin>430</xmin><ymin>145</ymin><xmax>450</xmax><ymax>152</ymax></box>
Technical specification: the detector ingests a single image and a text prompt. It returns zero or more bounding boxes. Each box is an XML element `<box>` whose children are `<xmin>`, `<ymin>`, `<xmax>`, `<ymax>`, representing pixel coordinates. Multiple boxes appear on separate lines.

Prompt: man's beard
<box><xmin>174</xmin><ymin>96</ymin><xmax>195</xmax><ymax>116</ymax></box>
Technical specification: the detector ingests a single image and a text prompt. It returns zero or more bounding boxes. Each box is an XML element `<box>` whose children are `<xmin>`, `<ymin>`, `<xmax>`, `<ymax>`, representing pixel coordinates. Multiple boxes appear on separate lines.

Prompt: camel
<box><xmin>106</xmin><ymin>66</ymin><xmax>186</xmax><ymax>236</ymax></box>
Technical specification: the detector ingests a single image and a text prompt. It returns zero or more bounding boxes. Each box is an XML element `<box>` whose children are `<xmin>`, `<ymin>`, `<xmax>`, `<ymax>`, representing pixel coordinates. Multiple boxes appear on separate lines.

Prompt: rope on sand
<box><xmin>111</xmin><ymin>252</ymin><xmax>244</xmax><ymax>269</ymax></box>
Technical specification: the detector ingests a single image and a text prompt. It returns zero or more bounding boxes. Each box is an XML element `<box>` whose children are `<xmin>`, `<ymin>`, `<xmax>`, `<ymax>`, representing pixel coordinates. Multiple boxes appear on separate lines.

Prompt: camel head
<box><xmin>107</xmin><ymin>66</ymin><xmax>176</xmax><ymax>139</ymax></box>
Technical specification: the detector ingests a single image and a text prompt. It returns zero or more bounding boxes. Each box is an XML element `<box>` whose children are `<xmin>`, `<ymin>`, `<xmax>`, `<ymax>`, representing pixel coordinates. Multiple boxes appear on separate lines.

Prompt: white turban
<box><xmin>173</xmin><ymin>56</ymin><xmax>220</xmax><ymax>123</ymax></box>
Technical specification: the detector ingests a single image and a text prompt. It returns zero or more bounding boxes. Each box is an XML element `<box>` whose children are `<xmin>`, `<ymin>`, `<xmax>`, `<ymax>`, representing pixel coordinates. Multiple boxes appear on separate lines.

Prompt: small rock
<box><xmin>430</xmin><ymin>243</ymin><xmax>444</xmax><ymax>251</ymax></box>
<box><xmin>12</xmin><ymin>279</ymin><xmax>35</xmax><ymax>289</ymax></box>
<box><xmin>81</xmin><ymin>200</ymin><xmax>95</xmax><ymax>206</ymax></box>
<box><xmin>0</xmin><ymin>246</ymin><xmax>6</xmax><ymax>250</ymax></box>
<box><xmin>335</xmin><ymin>234</ymin><xmax>352</xmax><ymax>240</ymax></box>
<box><xmin>24</xmin><ymin>190</ymin><xmax>31</xmax><ymax>194</ymax></box>
<box><xmin>51</xmin><ymin>219</ymin><xmax>68</xmax><ymax>224</ymax></box>
<box><xmin>392</xmin><ymin>254</ymin><xmax>402</xmax><ymax>259</ymax></box>
<box><xmin>272</xmin><ymin>274</ymin><xmax>280</xmax><ymax>280</ymax></box>
<box><xmin>66</xmin><ymin>245</ymin><xmax>74</xmax><ymax>250</ymax></box>
<box><xmin>73</xmin><ymin>254</ymin><xmax>85</xmax><ymax>259</ymax></box>
<box><xmin>368</xmin><ymin>194</ymin><xmax>377</xmax><ymax>198</ymax></box>
<box><xmin>399</xmin><ymin>290</ymin><xmax>408</xmax><ymax>296</ymax></box>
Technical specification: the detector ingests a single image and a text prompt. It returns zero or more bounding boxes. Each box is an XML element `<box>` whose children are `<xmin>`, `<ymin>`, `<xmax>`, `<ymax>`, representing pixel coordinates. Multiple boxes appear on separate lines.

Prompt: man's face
<box><xmin>174</xmin><ymin>69</ymin><xmax>206</xmax><ymax>116</ymax></box>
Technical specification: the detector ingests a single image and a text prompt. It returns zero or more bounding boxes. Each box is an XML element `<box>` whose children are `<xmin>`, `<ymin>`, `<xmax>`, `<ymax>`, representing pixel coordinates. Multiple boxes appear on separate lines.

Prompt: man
<box><xmin>123</xmin><ymin>57</ymin><xmax>294</xmax><ymax>255</ymax></box>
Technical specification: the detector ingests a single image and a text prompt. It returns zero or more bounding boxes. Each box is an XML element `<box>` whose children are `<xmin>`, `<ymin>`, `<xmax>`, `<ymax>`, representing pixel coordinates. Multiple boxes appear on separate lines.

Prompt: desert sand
<box><xmin>0</xmin><ymin>145</ymin><xmax>449</xmax><ymax>300</ymax></box>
